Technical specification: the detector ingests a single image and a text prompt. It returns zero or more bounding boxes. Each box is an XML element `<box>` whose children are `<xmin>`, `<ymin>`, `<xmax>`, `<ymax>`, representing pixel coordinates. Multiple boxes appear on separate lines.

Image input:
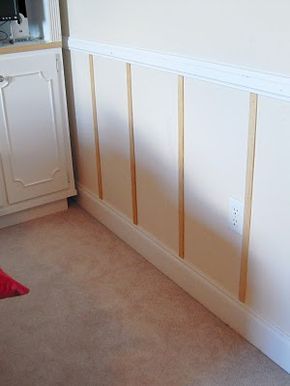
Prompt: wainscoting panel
<box><xmin>184</xmin><ymin>79</ymin><xmax>249</xmax><ymax>296</ymax></box>
<box><xmin>64</xmin><ymin>39</ymin><xmax>290</xmax><ymax>372</ymax></box>
<box><xmin>132</xmin><ymin>66</ymin><xmax>179</xmax><ymax>254</ymax></box>
<box><xmin>247</xmin><ymin>96</ymin><xmax>290</xmax><ymax>335</ymax></box>
<box><xmin>64</xmin><ymin>50</ymin><xmax>99</xmax><ymax>196</ymax></box>
<box><xmin>93</xmin><ymin>57</ymin><xmax>132</xmax><ymax>219</ymax></box>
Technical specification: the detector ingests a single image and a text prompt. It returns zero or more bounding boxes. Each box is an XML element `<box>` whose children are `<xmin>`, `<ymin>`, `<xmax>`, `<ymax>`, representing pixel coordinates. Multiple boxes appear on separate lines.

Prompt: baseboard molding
<box><xmin>0</xmin><ymin>187</ymin><xmax>76</xmax><ymax>218</ymax></box>
<box><xmin>64</xmin><ymin>36</ymin><xmax>290</xmax><ymax>102</ymax></box>
<box><xmin>77</xmin><ymin>185</ymin><xmax>290</xmax><ymax>373</ymax></box>
<box><xmin>0</xmin><ymin>199</ymin><xmax>68</xmax><ymax>229</ymax></box>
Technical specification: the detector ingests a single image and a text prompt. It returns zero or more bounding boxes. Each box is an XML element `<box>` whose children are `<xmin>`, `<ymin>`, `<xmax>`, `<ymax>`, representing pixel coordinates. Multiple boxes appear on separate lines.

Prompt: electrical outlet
<box><xmin>229</xmin><ymin>198</ymin><xmax>244</xmax><ymax>235</ymax></box>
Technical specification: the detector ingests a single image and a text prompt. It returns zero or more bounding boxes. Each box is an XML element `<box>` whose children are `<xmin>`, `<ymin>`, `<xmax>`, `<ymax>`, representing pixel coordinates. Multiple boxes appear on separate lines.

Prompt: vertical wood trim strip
<box><xmin>239</xmin><ymin>92</ymin><xmax>258</xmax><ymax>302</ymax></box>
<box><xmin>178</xmin><ymin>76</ymin><xmax>185</xmax><ymax>258</ymax></box>
<box><xmin>89</xmin><ymin>54</ymin><xmax>103</xmax><ymax>200</ymax></box>
<box><xmin>126</xmin><ymin>63</ymin><xmax>138</xmax><ymax>225</ymax></box>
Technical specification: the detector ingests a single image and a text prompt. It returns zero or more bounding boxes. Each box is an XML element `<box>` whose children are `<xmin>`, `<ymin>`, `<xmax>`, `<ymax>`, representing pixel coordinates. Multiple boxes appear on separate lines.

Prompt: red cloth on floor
<box><xmin>0</xmin><ymin>268</ymin><xmax>29</xmax><ymax>299</ymax></box>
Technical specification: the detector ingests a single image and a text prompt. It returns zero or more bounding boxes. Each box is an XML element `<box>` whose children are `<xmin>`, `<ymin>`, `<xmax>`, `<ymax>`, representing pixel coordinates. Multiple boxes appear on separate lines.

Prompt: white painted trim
<box><xmin>0</xmin><ymin>187</ymin><xmax>76</xmax><ymax>217</ymax></box>
<box><xmin>77</xmin><ymin>184</ymin><xmax>290</xmax><ymax>373</ymax></box>
<box><xmin>0</xmin><ymin>199</ymin><xmax>67</xmax><ymax>229</ymax></box>
<box><xmin>64</xmin><ymin>37</ymin><xmax>290</xmax><ymax>102</ymax></box>
<box><xmin>48</xmin><ymin>0</ymin><xmax>62</xmax><ymax>42</ymax></box>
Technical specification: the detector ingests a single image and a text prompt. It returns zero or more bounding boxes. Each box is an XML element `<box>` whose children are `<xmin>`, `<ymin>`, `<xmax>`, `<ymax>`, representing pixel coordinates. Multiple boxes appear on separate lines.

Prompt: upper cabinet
<box><xmin>0</xmin><ymin>50</ymin><xmax>70</xmax><ymax>204</ymax></box>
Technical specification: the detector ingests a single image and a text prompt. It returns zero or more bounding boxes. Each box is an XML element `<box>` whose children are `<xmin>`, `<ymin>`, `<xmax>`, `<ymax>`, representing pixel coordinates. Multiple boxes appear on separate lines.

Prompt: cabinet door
<box><xmin>0</xmin><ymin>51</ymin><xmax>68</xmax><ymax>204</ymax></box>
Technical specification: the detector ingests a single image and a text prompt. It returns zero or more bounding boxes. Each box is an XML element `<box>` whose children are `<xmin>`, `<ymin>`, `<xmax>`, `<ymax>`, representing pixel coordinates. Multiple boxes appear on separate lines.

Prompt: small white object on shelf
<box><xmin>9</xmin><ymin>13</ymin><xmax>30</xmax><ymax>43</ymax></box>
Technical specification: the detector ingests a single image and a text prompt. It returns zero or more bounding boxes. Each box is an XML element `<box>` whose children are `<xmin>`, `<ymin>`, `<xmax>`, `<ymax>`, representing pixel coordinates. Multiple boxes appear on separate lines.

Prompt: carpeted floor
<box><xmin>0</xmin><ymin>203</ymin><xmax>289</xmax><ymax>386</ymax></box>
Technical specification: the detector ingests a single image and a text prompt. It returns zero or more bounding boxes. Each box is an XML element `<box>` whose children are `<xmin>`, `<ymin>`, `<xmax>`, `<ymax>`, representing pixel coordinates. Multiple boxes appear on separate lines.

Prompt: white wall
<box><xmin>61</xmin><ymin>0</ymin><xmax>290</xmax><ymax>370</ymax></box>
<box><xmin>60</xmin><ymin>0</ymin><xmax>290</xmax><ymax>75</ymax></box>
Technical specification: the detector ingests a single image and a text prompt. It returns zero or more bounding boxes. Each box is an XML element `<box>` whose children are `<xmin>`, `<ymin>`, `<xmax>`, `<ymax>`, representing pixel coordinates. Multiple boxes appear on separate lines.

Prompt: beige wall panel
<box><xmin>184</xmin><ymin>79</ymin><xmax>249</xmax><ymax>296</ymax></box>
<box><xmin>93</xmin><ymin>57</ymin><xmax>132</xmax><ymax>219</ymax></box>
<box><xmin>132</xmin><ymin>66</ymin><xmax>179</xmax><ymax>253</ymax></box>
<box><xmin>61</xmin><ymin>0</ymin><xmax>290</xmax><ymax>75</ymax></box>
<box><xmin>247</xmin><ymin>97</ymin><xmax>290</xmax><ymax>334</ymax></box>
<box><xmin>65</xmin><ymin>51</ymin><xmax>99</xmax><ymax>196</ymax></box>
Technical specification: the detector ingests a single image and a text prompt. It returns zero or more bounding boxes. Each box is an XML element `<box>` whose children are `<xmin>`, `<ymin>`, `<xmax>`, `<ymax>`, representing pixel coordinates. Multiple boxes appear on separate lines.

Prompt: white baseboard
<box><xmin>0</xmin><ymin>187</ymin><xmax>76</xmax><ymax>217</ymax></box>
<box><xmin>0</xmin><ymin>199</ymin><xmax>68</xmax><ymax>229</ymax></box>
<box><xmin>77</xmin><ymin>185</ymin><xmax>290</xmax><ymax>373</ymax></box>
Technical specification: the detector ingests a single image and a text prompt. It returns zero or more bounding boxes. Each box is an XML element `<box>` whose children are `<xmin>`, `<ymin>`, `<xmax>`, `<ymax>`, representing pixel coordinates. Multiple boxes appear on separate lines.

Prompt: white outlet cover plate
<box><xmin>229</xmin><ymin>197</ymin><xmax>244</xmax><ymax>235</ymax></box>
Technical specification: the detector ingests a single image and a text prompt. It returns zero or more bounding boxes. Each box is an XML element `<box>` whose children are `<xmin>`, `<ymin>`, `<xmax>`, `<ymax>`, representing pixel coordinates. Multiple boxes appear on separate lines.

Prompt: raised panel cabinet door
<box><xmin>0</xmin><ymin>51</ymin><xmax>68</xmax><ymax>204</ymax></box>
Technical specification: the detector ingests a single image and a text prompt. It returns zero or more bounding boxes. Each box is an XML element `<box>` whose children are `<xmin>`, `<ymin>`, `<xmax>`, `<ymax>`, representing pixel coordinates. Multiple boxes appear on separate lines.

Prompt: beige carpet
<box><xmin>0</xmin><ymin>203</ymin><xmax>289</xmax><ymax>386</ymax></box>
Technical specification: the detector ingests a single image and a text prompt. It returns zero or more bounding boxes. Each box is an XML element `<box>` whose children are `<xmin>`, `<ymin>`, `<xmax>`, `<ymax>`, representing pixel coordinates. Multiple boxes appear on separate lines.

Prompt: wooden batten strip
<box><xmin>178</xmin><ymin>76</ymin><xmax>185</xmax><ymax>258</ymax></box>
<box><xmin>126</xmin><ymin>63</ymin><xmax>138</xmax><ymax>225</ymax></box>
<box><xmin>89</xmin><ymin>54</ymin><xmax>103</xmax><ymax>200</ymax></box>
<box><xmin>239</xmin><ymin>93</ymin><xmax>258</xmax><ymax>302</ymax></box>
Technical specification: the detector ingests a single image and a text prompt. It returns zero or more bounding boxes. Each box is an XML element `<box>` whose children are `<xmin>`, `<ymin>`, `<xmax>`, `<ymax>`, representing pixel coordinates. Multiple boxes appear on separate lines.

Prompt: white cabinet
<box><xmin>0</xmin><ymin>48</ymin><xmax>75</xmax><ymax>222</ymax></box>
<box><xmin>0</xmin><ymin>50</ymin><xmax>71</xmax><ymax>204</ymax></box>
<box><xmin>0</xmin><ymin>1</ymin><xmax>75</xmax><ymax>228</ymax></box>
